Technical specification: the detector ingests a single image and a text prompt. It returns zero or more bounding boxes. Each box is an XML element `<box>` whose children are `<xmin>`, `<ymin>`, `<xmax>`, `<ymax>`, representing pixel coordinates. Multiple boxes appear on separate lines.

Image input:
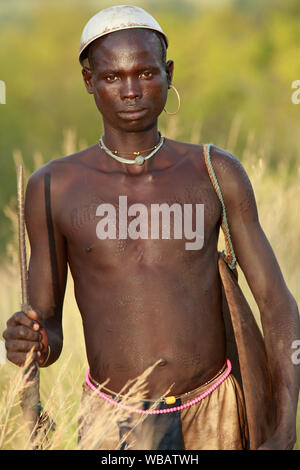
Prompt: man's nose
<box><xmin>120</xmin><ymin>77</ymin><xmax>142</xmax><ymax>101</ymax></box>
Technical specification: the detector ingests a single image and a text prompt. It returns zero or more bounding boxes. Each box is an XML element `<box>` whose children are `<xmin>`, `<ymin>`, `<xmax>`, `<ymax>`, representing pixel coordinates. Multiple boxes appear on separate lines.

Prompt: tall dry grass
<box><xmin>0</xmin><ymin>120</ymin><xmax>299</xmax><ymax>449</ymax></box>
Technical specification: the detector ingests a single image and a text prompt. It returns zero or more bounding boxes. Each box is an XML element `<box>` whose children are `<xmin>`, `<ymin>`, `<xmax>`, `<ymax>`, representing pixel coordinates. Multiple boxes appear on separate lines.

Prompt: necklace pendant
<box><xmin>99</xmin><ymin>134</ymin><xmax>164</xmax><ymax>166</ymax></box>
<box><xmin>135</xmin><ymin>155</ymin><xmax>145</xmax><ymax>165</ymax></box>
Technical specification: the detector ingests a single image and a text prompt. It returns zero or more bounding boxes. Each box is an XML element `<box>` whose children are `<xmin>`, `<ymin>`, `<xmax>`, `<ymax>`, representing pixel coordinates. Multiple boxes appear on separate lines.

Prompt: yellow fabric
<box><xmin>180</xmin><ymin>374</ymin><xmax>248</xmax><ymax>450</ymax></box>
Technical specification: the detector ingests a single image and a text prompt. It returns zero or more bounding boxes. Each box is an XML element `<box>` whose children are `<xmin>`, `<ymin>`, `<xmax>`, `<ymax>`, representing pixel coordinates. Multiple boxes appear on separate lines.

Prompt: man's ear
<box><xmin>165</xmin><ymin>60</ymin><xmax>174</xmax><ymax>87</ymax></box>
<box><xmin>81</xmin><ymin>67</ymin><xmax>94</xmax><ymax>94</ymax></box>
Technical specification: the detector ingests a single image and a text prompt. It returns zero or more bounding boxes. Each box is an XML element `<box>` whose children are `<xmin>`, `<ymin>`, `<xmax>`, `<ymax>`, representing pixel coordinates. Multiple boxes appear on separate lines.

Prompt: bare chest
<box><xmin>56</xmin><ymin>158</ymin><xmax>221</xmax><ymax>268</ymax></box>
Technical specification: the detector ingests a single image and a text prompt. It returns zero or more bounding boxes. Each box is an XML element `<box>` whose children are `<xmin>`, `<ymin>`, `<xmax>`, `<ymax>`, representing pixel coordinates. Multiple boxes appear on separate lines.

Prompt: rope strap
<box><xmin>203</xmin><ymin>144</ymin><xmax>237</xmax><ymax>271</ymax></box>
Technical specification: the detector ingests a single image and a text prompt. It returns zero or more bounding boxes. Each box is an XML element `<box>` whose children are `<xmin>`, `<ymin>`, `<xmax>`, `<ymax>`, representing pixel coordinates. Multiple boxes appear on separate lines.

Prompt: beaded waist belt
<box><xmin>84</xmin><ymin>358</ymin><xmax>232</xmax><ymax>415</ymax></box>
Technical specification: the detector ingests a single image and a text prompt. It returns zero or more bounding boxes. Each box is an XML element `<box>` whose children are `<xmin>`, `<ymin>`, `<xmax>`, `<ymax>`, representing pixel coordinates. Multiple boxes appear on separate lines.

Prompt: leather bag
<box><xmin>203</xmin><ymin>144</ymin><xmax>276</xmax><ymax>449</ymax></box>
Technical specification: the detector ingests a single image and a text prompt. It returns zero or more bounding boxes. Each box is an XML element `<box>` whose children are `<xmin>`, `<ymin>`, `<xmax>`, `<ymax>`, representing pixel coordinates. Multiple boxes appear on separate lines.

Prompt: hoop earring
<box><xmin>164</xmin><ymin>85</ymin><xmax>181</xmax><ymax>116</ymax></box>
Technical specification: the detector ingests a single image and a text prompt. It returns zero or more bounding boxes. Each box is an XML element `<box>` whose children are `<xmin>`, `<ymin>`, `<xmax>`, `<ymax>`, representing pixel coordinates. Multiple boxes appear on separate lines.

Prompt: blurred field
<box><xmin>0</xmin><ymin>124</ymin><xmax>299</xmax><ymax>449</ymax></box>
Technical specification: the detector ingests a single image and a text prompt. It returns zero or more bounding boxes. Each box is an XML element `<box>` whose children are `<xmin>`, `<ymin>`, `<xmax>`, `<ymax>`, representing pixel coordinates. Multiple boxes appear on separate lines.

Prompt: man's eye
<box><xmin>104</xmin><ymin>75</ymin><xmax>118</xmax><ymax>82</ymax></box>
<box><xmin>140</xmin><ymin>71</ymin><xmax>153</xmax><ymax>79</ymax></box>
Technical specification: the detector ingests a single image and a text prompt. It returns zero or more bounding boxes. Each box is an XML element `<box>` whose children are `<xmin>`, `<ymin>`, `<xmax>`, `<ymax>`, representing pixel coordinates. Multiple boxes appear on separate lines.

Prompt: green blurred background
<box><xmin>1</xmin><ymin>0</ymin><xmax>300</xmax><ymax>255</ymax></box>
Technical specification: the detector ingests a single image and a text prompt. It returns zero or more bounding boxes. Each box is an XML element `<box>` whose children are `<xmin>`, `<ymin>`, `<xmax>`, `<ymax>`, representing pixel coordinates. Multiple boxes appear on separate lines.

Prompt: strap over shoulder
<box><xmin>203</xmin><ymin>143</ymin><xmax>237</xmax><ymax>271</ymax></box>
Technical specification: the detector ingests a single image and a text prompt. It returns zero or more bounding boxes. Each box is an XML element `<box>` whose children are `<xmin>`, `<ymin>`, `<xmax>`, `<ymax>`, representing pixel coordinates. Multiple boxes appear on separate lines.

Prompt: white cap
<box><xmin>79</xmin><ymin>5</ymin><xmax>168</xmax><ymax>66</ymax></box>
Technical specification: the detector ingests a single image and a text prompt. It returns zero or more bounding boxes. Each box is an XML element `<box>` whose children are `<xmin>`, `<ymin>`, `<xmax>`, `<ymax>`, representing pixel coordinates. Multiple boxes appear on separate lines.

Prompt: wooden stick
<box><xmin>17</xmin><ymin>164</ymin><xmax>41</xmax><ymax>439</ymax></box>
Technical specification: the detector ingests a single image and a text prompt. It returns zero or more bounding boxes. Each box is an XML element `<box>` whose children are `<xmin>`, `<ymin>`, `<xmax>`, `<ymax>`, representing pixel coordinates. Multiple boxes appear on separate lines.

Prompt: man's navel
<box><xmin>85</xmin><ymin>244</ymin><xmax>93</xmax><ymax>253</ymax></box>
<box><xmin>157</xmin><ymin>358</ymin><xmax>168</xmax><ymax>367</ymax></box>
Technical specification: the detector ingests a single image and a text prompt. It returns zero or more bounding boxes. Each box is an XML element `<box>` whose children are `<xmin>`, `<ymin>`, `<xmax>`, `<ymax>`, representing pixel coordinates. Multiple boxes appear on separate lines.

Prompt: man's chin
<box><xmin>116</xmin><ymin>117</ymin><xmax>158</xmax><ymax>133</ymax></box>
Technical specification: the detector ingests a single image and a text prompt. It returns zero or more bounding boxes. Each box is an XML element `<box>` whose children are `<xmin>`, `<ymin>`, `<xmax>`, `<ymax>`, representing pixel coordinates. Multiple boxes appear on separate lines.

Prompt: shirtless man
<box><xmin>3</xmin><ymin>6</ymin><xmax>300</xmax><ymax>450</ymax></box>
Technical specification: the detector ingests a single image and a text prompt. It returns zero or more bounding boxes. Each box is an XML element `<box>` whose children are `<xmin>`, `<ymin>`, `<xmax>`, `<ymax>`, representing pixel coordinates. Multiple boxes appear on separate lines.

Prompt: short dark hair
<box><xmin>81</xmin><ymin>28</ymin><xmax>167</xmax><ymax>69</ymax></box>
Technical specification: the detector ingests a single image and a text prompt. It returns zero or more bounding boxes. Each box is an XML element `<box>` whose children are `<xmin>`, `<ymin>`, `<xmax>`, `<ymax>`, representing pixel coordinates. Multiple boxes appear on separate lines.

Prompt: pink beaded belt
<box><xmin>85</xmin><ymin>358</ymin><xmax>232</xmax><ymax>415</ymax></box>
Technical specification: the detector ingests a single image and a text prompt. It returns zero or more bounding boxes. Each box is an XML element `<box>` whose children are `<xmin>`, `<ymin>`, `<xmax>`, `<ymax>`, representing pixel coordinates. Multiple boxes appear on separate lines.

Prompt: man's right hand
<box><xmin>3</xmin><ymin>309</ymin><xmax>48</xmax><ymax>367</ymax></box>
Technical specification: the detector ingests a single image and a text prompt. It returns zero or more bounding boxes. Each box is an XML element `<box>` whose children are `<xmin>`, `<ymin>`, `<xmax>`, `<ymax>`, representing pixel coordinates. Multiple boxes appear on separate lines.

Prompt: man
<box><xmin>3</xmin><ymin>5</ymin><xmax>300</xmax><ymax>450</ymax></box>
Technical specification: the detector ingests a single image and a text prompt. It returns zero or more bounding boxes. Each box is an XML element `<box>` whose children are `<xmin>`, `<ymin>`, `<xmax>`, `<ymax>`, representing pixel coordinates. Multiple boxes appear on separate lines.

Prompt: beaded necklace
<box><xmin>98</xmin><ymin>133</ymin><xmax>165</xmax><ymax>166</ymax></box>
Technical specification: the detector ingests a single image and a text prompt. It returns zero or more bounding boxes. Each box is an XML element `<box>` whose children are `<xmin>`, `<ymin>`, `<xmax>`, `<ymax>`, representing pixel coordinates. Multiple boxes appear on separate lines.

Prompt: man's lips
<box><xmin>117</xmin><ymin>108</ymin><xmax>148</xmax><ymax>120</ymax></box>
